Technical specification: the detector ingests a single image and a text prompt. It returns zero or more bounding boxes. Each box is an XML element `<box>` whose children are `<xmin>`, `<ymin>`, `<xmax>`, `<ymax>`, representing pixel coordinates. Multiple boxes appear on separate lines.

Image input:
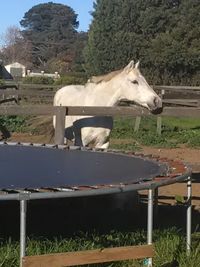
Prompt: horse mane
<box><xmin>88</xmin><ymin>69</ymin><xmax>123</xmax><ymax>84</ymax></box>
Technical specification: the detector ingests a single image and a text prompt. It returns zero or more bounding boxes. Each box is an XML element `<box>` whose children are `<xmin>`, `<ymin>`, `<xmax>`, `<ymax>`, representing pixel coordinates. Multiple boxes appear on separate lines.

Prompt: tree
<box><xmin>84</xmin><ymin>0</ymin><xmax>200</xmax><ymax>85</ymax></box>
<box><xmin>143</xmin><ymin>0</ymin><xmax>200</xmax><ymax>85</ymax></box>
<box><xmin>20</xmin><ymin>2</ymin><xmax>79</xmax><ymax>67</ymax></box>
<box><xmin>71</xmin><ymin>32</ymin><xmax>88</xmax><ymax>73</ymax></box>
<box><xmin>1</xmin><ymin>26</ymin><xmax>32</xmax><ymax>67</ymax></box>
<box><xmin>45</xmin><ymin>32</ymin><xmax>88</xmax><ymax>74</ymax></box>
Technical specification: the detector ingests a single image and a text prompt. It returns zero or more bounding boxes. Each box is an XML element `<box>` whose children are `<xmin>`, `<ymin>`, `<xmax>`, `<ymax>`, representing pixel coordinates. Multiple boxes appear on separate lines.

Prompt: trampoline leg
<box><xmin>20</xmin><ymin>200</ymin><xmax>27</xmax><ymax>267</ymax></box>
<box><xmin>154</xmin><ymin>187</ymin><xmax>159</xmax><ymax>223</ymax></box>
<box><xmin>147</xmin><ymin>188</ymin><xmax>153</xmax><ymax>267</ymax></box>
<box><xmin>186</xmin><ymin>176</ymin><xmax>192</xmax><ymax>255</ymax></box>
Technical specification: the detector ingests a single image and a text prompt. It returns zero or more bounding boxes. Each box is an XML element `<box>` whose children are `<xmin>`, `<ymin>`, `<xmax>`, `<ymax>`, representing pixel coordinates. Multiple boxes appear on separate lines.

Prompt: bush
<box><xmin>0</xmin><ymin>116</ymin><xmax>27</xmax><ymax>132</ymax></box>
<box><xmin>54</xmin><ymin>72</ymin><xmax>88</xmax><ymax>85</ymax></box>
<box><xmin>22</xmin><ymin>76</ymin><xmax>55</xmax><ymax>85</ymax></box>
<box><xmin>0</xmin><ymin>79</ymin><xmax>5</xmax><ymax>86</ymax></box>
<box><xmin>22</xmin><ymin>73</ymin><xmax>88</xmax><ymax>86</ymax></box>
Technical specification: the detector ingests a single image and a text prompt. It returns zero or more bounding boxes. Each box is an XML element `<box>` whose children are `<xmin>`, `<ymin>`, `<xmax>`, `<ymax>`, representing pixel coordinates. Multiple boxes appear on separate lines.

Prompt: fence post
<box><xmin>156</xmin><ymin>117</ymin><xmax>162</xmax><ymax>135</ymax></box>
<box><xmin>54</xmin><ymin>106</ymin><xmax>66</xmax><ymax>145</ymax></box>
<box><xmin>134</xmin><ymin>116</ymin><xmax>141</xmax><ymax>132</ymax></box>
<box><xmin>156</xmin><ymin>89</ymin><xmax>165</xmax><ymax>135</ymax></box>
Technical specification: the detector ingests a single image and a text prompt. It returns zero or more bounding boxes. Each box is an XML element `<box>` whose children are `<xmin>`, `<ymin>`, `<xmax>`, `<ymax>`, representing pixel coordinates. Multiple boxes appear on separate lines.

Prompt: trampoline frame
<box><xmin>0</xmin><ymin>142</ymin><xmax>192</xmax><ymax>267</ymax></box>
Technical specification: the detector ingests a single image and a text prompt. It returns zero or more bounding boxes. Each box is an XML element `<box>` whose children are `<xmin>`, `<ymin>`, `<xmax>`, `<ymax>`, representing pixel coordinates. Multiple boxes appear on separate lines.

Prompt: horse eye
<box><xmin>131</xmin><ymin>80</ymin><xmax>138</xmax><ymax>85</ymax></box>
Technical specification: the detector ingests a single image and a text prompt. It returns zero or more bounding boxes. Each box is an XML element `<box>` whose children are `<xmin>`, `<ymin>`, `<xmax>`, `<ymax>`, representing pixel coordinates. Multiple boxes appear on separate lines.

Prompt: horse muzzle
<box><xmin>151</xmin><ymin>106</ymin><xmax>163</xmax><ymax>114</ymax></box>
<box><xmin>149</xmin><ymin>96</ymin><xmax>163</xmax><ymax>114</ymax></box>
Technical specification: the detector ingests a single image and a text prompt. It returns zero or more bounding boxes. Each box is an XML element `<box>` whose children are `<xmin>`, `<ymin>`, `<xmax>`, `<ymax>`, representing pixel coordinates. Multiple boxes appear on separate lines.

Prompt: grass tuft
<box><xmin>0</xmin><ymin>228</ymin><xmax>200</xmax><ymax>266</ymax></box>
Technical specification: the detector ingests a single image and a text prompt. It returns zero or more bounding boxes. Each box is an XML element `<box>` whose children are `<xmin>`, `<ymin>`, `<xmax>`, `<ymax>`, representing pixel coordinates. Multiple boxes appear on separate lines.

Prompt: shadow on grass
<box><xmin>0</xmin><ymin>190</ymin><xmax>199</xmax><ymax>240</ymax></box>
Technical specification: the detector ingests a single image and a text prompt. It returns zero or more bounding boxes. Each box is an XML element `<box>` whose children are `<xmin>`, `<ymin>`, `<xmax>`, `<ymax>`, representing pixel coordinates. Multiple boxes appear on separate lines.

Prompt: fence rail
<box><xmin>0</xmin><ymin>89</ymin><xmax>54</xmax><ymax>98</ymax></box>
<box><xmin>0</xmin><ymin>105</ymin><xmax>199</xmax><ymax>117</ymax></box>
<box><xmin>1</xmin><ymin>87</ymin><xmax>200</xmax><ymax>106</ymax></box>
<box><xmin>1</xmin><ymin>82</ymin><xmax>200</xmax><ymax>92</ymax></box>
<box><xmin>0</xmin><ymin>105</ymin><xmax>199</xmax><ymax>143</ymax></box>
<box><xmin>154</xmin><ymin>85</ymin><xmax>200</xmax><ymax>92</ymax></box>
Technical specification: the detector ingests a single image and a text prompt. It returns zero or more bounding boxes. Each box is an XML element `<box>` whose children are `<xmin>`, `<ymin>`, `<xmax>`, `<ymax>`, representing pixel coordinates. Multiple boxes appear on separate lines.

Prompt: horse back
<box><xmin>53</xmin><ymin>85</ymin><xmax>85</xmax><ymax>106</ymax></box>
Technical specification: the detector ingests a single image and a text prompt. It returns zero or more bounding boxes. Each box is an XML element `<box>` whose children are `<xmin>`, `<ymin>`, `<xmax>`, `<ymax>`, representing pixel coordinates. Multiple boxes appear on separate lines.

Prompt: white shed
<box><xmin>5</xmin><ymin>62</ymin><xmax>26</xmax><ymax>77</ymax></box>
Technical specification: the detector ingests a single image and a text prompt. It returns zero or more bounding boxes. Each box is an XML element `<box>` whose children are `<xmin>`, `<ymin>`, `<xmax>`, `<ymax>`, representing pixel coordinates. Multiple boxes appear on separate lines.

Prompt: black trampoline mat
<box><xmin>0</xmin><ymin>145</ymin><xmax>165</xmax><ymax>190</ymax></box>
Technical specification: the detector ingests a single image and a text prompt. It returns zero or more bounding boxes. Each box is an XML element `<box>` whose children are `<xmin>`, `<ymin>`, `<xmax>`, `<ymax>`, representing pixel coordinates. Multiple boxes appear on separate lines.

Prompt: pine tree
<box><xmin>20</xmin><ymin>2</ymin><xmax>79</xmax><ymax>67</ymax></box>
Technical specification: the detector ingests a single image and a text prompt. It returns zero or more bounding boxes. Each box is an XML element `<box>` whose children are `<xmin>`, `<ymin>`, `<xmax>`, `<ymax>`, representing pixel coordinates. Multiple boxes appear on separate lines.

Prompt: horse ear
<box><xmin>124</xmin><ymin>60</ymin><xmax>134</xmax><ymax>72</ymax></box>
<box><xmin>135</xmin><ymin>61</ymin><xmax>140</xmax><ymax>69</ymax></box>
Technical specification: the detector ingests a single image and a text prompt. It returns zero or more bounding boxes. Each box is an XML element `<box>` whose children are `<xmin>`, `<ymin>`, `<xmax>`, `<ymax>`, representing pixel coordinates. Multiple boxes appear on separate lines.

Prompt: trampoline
<box><xmin>0</xmin><ymin>142</ymin><xmax>192</xmax><ymax>267</ymax></box>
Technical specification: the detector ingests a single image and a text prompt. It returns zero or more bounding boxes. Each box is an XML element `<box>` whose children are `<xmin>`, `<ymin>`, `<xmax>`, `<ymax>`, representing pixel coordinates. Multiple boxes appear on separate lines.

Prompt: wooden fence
<box><xmin>0</xmin><ymin>84</ymin><xmax>200</xmax><ymax>102</ymax></box>
<box><xmin>0</xmin><ymin>85</ymin><xmax>199</xmax><ymax>137</ymax></box>
<box><xmin>0</xmin><ymin>105</ymin><xmax>200</xmax><ymax>143</ymax></box>
<box><xmin>0</xmin><ymin>85</ymin><xmax>200</xmax><ymax>104</ymax></box>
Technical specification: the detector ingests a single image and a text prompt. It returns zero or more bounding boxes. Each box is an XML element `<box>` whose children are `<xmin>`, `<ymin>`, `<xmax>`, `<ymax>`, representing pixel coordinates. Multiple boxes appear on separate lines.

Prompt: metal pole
<box><xmin>186</xmin><ymin>176</ymin><xmax>192</xmax><ymax>255</ymax></box>
<box><xmin>147</xmin><ymin>188</ymin><xmax>153</xmax><ymax>267</ymax></box>
<box><xmin>20</xmin><ymin>199</ymin><xmax>27</xmax><ymax>267</ymax></box>
<box><xmin>154</xmin><ymin>187</ymin><xmax>159</xmax><ymax>224</ymax></box>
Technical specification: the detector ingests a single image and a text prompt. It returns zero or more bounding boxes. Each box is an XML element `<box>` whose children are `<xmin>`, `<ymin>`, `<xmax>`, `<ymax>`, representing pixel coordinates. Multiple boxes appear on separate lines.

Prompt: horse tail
<box><xmin>49</xmin><ymin>125</ymin><xmax>55</xmax><ymax>143</ymax></box>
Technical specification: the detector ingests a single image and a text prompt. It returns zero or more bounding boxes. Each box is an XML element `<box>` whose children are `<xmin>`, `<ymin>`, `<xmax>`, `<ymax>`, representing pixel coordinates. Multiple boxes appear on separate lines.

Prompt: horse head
<box><xmin>119</xmin><ymin>60</ymin><xmax>163</xmax><ymax>114</ymax></box>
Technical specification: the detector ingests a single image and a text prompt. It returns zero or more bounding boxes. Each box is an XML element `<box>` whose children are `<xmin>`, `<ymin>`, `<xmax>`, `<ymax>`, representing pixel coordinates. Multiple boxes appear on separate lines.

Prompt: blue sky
<box><xmin>0</xmin><ymin>0</ymin><xmax>94</xmax><ymax>36</ymax></box>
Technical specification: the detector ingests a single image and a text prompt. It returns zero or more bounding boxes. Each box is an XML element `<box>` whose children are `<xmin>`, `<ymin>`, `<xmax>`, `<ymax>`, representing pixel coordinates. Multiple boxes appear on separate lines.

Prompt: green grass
<box><xmin>0</xmin><ymin>229</ymin><xmax>199</xmax><ymax>267</ymax></box>
<box><xmin>0</xmin><ymin>116</ymin><xmax>28</xmax><ymax>133</ymax></box>
<box><xmin>1</xmin><ymin>115</ymin><xmax>200</xmax><ymax>149</ymax></box>
<box><xmin>110</xmin><ymin>116</ymin><xmax>200</xmax><ymax>148</ymax></box>
<box><xmin>162</xmin><ymin>117</ymin><xmax>200</xmax><ymax>129</ymax></box>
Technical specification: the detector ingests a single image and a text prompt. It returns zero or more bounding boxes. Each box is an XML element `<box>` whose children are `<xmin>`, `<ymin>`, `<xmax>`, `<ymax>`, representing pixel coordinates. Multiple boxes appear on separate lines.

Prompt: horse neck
<box><xmin>87</xmin><ymin>79</ymin><xmax>122</xmax><ymax>106</ymax></box>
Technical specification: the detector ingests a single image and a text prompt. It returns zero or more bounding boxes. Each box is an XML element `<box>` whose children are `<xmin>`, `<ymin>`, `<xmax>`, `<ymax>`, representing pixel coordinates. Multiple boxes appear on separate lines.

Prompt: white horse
<box><xmin>53</xmin><ymin>60</ymin><xmax>162</xmax><ymax>148</ymax></box>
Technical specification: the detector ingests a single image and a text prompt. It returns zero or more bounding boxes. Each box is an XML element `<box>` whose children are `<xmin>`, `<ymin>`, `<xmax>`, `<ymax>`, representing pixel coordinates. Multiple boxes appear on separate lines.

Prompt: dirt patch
<box><xmin>140</xmin><ymin>145</ymin><xmax>200</xmax><ymax>210</ymax></box>
<box><xmin>6</xmin><ymin>132</ymin><xmax>54</xmax><ymax>144</ymax></box>
<box><xmin>141</xmin><ymin>145</ymin><xmax>200</xmax><ymax>168</ymax></box>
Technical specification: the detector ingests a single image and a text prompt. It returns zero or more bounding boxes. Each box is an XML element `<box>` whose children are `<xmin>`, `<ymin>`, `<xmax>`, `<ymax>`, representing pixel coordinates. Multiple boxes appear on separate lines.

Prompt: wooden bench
<box><xmin>22</xmin><ymin>244</ymin><xmax>154</xmax><ymax>267</ymax></box>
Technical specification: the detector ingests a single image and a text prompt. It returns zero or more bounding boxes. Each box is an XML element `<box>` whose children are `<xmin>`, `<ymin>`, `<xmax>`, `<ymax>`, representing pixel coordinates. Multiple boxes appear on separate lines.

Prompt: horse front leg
<box><xmin>73</xmin><ymin>126</ymin><xmax>83</xmax><ymax>146</ymax></box>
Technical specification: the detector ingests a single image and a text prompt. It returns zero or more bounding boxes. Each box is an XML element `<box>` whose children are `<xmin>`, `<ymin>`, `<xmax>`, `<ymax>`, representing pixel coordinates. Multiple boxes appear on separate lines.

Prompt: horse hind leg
<box><xmin>74</xmin><ymin>126</ymin><xmax>111</xmax><ymax>149</ymax></box>
<box><xmin>94</xmin><ymin>133</ymin><xmax>111</xmax><ymax>149</ymax></box>
<box><xmin>96</xmin><ymin>141</ymin><xmax>110</xmax><ymax>149</ymax></box>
